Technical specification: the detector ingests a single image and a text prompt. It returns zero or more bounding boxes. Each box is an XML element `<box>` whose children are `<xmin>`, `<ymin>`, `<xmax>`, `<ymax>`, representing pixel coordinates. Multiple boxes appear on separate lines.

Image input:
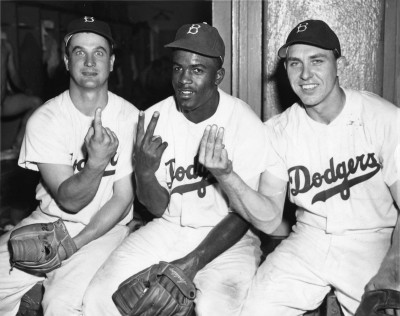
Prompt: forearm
<box><xmin>192</xmin><ymin>212</ymin><xmax>249</xmax><ymax>268</ymax></box>
<box><xmin>216</xmin><ymin>171</ymin><xmax>283</xmax><ymax>234</ymax></box>
<box><xmin>173</xmin><ymin>213</ymin><xmax>250</xmax><ymax>280</ymax></box>
<box><xmin>73</xmin><ymin>194</ymin><xmax>133</xmax><ymax>249</ymax></box>
<box><xmin>57</xmin><ymin>161</ymin><xmax>105</xmax><ymax>213</ymax></box>
<box><xmin>135</xmin><ymin>171</ymin><xmax>169</xmax><ymax>217</ymax></box>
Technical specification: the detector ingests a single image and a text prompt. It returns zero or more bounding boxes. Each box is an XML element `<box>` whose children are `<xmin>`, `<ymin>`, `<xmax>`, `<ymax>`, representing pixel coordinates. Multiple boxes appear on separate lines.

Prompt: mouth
<box><xmin>176</xmin><ymin>89</ymin><xmax>195</xmax><ymax>99</ymax></box>
<box><xmin>81</xmin><ymin>71</ymin><xmax>98</xmax><ymax>77</ymax></box>
<box><xmin>300</xmin><ymin>83</ymin><xmax>318</xmax><ymax>91</ymax></box>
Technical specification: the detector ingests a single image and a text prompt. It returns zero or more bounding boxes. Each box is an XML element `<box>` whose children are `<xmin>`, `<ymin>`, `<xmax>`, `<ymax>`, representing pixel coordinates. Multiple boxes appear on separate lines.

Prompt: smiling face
<box><xmin>285</xmin><ymin>44</ymin><xmax>342</xmax><ymax>111</ymax></box>
<box><xmin>64</xmin><ymin>32</ymin><xmax>114</xmax><ymax>90</ymax></box>
<box><xmin>172</xmin><ymin>50</ymin><xmax>224</xmax><ymax>123</ymax></box>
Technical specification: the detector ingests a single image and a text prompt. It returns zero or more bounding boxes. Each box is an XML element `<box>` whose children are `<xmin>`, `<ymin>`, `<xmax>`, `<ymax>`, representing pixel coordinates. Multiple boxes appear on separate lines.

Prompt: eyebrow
<box><xmin>71</xmin><ymin>45</ymin><xmax>108</xmax><ymax>53</ymax></box>
<box><xmin>173</xmin><ymin>62</ymin><xmax>207</xmax><ymax>68</ymax></box>
<box><xmin>286</xmin><ymin>53</ymin><xmax>328</xmax><ymax>62</ymax></box>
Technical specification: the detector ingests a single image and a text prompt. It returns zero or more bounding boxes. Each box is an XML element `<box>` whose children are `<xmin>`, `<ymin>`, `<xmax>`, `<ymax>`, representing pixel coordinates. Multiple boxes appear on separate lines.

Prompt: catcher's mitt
<box><xmin>9</xmin><ymin>219</ymin><xmax>77</xmax><ymax>275</ymax></box>
<box><xmin>112</xmin><ymin>261</ymin><xmax>196</xmax><ymax>316</ymax></box>
<box><xmin>355</xmin><ymin>289</ymin><xmax>400</xmax><ymax>316</ymax></box>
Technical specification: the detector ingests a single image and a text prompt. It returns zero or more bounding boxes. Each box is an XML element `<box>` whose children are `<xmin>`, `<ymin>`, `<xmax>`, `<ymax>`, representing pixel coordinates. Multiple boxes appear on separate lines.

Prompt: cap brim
<box><xmin>165</xmin><ymin>40</ymin><xmax>220</xmax><ymax>58</ymax></box>
<box><xmin>64</xmin><ymin>29</ymin><xmax>114</xmax><ymax>47</ymax></box>
<box><xmin>278</xmin><ymin>40</ymin><xmax>337</xmax><ymax>58</ymax></box>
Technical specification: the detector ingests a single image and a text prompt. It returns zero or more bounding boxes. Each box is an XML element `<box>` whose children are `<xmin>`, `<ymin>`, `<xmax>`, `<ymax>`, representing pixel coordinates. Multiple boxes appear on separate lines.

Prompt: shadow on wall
<box><xmin>272</xmin><ymin>60</ymin><xmax>299</xmax><ymax>111</ymax></box>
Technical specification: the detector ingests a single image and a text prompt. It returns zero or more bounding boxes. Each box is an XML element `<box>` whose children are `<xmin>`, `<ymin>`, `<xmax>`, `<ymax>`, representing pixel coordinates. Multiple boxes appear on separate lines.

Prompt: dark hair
<box><xmin>214</xmin><ymin>57</ymin><xmax>223</xmax><ymax>70</ymax></box>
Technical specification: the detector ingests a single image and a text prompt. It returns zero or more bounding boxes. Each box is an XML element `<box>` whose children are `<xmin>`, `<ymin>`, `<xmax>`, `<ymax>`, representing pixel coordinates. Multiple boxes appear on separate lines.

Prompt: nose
<box><xmin>84</xmin><ymin>54</ymin><xmax>96</xmax><ymax>67</ymax></box>
<box><xmin>179</xmin><ymin>69</ymin><xmax>192</xmax><ymax>85</ymax></box>
<box><xmin>300</xmin><ymin>64</ymin><xmax>312</xmax><ymax>81</ymax></box>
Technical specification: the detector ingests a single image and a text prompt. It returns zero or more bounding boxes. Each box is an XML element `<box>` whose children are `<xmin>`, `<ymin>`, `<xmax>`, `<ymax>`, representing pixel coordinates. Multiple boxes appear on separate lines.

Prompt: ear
<box><xmin>109</xmin><ymin>54</ymin><xmax>115</xmax><ymax>72</ymax></box>
<box><xmin>63</xmin><ymin>54</ymin><xmax>69</xmax><ymax>71</ymax></box>
<box><xmin>336</xmin><ymin>56</ymin><xmax>348</xmax><ymax>77</ymax></box>
<box><xmin>215</xmin><ymin>68</ymin><xmax>225</xmax><ymax>86</ymax></box>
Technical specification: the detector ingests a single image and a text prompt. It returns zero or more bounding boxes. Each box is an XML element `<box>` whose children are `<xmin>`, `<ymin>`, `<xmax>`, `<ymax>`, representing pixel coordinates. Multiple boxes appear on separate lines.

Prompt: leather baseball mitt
<box><xmin>355</xmin><ymin>289</ymin><xmax>400</xmax><ymax>316</ymax></box>
<box><xmin>9</xmin><ymin>219</ymin><xmax>77</xmax><ymax>275</ymax></box>
<box><xmin>112</xmin><ymin>261</ymin><xmax>196</xmax><ymax>316</ymax></box>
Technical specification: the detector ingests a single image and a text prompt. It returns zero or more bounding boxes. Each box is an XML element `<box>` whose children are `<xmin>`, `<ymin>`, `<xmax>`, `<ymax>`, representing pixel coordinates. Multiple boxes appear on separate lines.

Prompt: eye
<box><xmin>95</xmin><ymin>51</ymin><xmax>104</xmax><ymax>57</ymax></box>
<box><xmin>312</xmin><ymin>59</ymin><xmax>323</xmax><ymax>65</ymax></box>
<box><xmin>288</xmin><ymin>61</ymin><xmax>300</xmax><ymax>67</ymax></box>
<box><xmin>173</xmin><ymin>66</ymin><xmax>181</xmax><ymax>72</ymax></box>
<box><xmin>75</xmin><ymin>50</ymin><xmax>85</xmax><ymax>56</ymax></box>
<box><xmin>193</xmin><ymin>68</ymin><xmax>203</xmax><ymax>74</ymax></box>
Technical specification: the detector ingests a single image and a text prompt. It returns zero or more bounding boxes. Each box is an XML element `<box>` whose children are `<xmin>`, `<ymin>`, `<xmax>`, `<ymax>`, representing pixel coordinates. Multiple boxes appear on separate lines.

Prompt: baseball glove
<box><xmin>112</xmin><ymin>261</ymin><xmax>196</xmax><ymax>316</ymax></box>
<box><xmin>355</xmin><ymin>289</ymin><xmax>400</xmax><ymax>316</ymax></box>
<box><xmin>9</xmin><ymin>219</ymin><xmax>77</xmax><ymax>275</ymax></box>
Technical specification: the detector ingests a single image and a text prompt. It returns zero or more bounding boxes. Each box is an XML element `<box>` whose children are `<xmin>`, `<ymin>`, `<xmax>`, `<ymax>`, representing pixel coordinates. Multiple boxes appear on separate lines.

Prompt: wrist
<box><xmin>215</xmin><ymin>169</ymin><xmax>234</xmax><ymax>183</ymax></box>
<box><xmin>86</xmin><ymin>157</ymin><xmax>108</xmax><ymax>172</ymax></box>
<box><xmin>135</xmin><ymin>169</ymin><xmax>156</xmax><ymax>181</ymax></box>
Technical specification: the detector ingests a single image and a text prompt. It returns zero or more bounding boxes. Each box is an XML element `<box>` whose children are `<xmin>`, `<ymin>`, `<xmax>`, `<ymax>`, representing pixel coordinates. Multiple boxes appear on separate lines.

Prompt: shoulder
<box><xmin>346</xmin><ymin>88</ymin><xmax>399</xmax><ymax>123</ymax></box>
<box><xmin>264</xmin><ymin>103</ymin><xmax>300</xmax><ymax>134</ymax></box>
<box><xmin>218</xmin><ymin>89</ymin><xmax>263</xmax><ymax>123</ymax></box>
<box><xmin>29</xmin><ymin>92</ymin><xmax>67</xmax><ymax>122</ymax></box>
<box><xmin>108</xmin><ymin>92</ymin><xmax>139</xmax><ymax>119</ymax></box>
<box><xmin>145</xmin><ymin>96</ymin><xmax>175</xmax><ymax>114</ymax></box>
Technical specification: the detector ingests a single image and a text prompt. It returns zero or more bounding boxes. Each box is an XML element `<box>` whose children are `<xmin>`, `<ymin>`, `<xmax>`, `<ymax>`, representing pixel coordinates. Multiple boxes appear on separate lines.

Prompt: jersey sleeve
<box><xmin>228</xmin><ymin>107</ymin><xmax>268</xmax><ymax>190</ymax></box>
<box><xmin>18</xmin><ymin>107</ymin><xmax>72</xmax><ymax>171</ymax></box>
<box><xmin>380</xmin><ymin>106</ymin><xmax>400</xmax><ymax>186</ymax></box>
<box><xmin>262</xmin><ymin>119</ymin><xmax>289</xmax><ymax>182</ymax></box>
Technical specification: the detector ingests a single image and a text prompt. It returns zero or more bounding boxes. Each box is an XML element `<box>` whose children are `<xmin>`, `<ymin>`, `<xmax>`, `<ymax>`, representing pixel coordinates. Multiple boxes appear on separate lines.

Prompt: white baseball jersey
<box><xmin>264</xmin><ymin>88</ymin><xmax>400</xmax><ymax>234</ymax></box>
<box><xmin>18</xmin><ymin>90</ymin><xmax>138</xmax><ymax>225</ymax></box>
<box><xmin>145</xmin><ymin>88</ymin><xmax>268</xmax><ymax>228</ymax></box>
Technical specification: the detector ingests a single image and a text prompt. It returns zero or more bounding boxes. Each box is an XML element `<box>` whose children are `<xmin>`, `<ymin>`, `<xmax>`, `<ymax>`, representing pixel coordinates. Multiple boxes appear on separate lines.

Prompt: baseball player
<box><xmin>83</xmin><ymin>22</ymin><xmax>267</xmax><ymax>316</ymax></box>
<box><xmin>200</xmin><ymin>19</ymin><xmax>400</xmax><ymax>315</ymax></box>
<box><xmin>0</xmin><ymin>17</ymin><xmax>138</xmax><ymax>316</ymax></box>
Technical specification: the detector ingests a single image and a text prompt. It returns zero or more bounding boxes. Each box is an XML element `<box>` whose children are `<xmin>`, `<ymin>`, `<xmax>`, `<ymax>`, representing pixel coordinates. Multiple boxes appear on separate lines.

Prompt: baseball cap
<box><xmin>278</xmin><ymin>19</ymin><xmax>341</xmax><ymax>58</ymax></box>
<box><xmin>64</xmin><ymin>16</ymin><xmax>114</xmax><ymax>48</ymax></box>
<box><xmin>165</xmin><ymin>22</ymin><xmax>225</xmax><ymax>63</ymax></box>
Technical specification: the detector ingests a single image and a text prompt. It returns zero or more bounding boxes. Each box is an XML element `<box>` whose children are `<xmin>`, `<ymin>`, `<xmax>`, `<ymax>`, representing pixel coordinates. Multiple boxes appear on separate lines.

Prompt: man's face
<box><xmin>64</xmin><ymin>32</ymin><xmax>114</xmax><ymax>89</ymax></box>
<box><xmin>285</xmin><ymin>44</ymin><xmax>339</xmax><ymax>108</ymax></box>
<box><xmin>172</xmin><ymin>50</ymin><xmax>223</xmax><ymax>121</ymax></box>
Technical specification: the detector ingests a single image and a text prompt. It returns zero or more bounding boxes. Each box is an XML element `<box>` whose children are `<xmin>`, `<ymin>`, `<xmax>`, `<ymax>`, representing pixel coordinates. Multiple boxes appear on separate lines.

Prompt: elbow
<box><xmin>256</xmin><ymin>217</ymin><xmax>282</xmax><ymax>235</ymax></box>
<box><xmin>56</xmin><ymin>194</ymin><xmax>88</xmax><ymax>214</ymax></box>
<box><xmin>250</xmin><ymin>207</ymin><xmax>283</xmax><ymax>235</ymax></box>
<box><xmin>57</xmin><ymin>201</ymin><xmax>81</xmax><ymax>213</ymax></box>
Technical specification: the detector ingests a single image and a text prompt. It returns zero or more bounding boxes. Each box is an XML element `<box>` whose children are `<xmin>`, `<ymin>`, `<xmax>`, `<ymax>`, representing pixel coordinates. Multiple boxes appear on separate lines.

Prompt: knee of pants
<box><xmin>82</xmin><ymin>280</ymin><xmax>120</xmax><ymax>316</ymax></box>
<box><xmin>42</xmin><ymin>290</ymin><xmax>81</xmax><ymax>315</ymax></box>
<box><xmin>195</xmin><ymin>285</ymin><xmax>246</xmax><ymax>316</ymax></box>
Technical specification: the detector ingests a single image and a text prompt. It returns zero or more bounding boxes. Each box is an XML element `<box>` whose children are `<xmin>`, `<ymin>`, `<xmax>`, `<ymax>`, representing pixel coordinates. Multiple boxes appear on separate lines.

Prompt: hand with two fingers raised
<box><xmin>134</xmin><ymin>111</ymin><xmax>168</xmax><ymax>177</ymax></box>
<box><xmin>84</xmin><ymin>108</ymin><xmax>119</xmax><ymax>170</ymax></box>
<box><xmin>198</xmin><ymin>125</ymin><xmax>232</xmax><ymax>179</ymax></box>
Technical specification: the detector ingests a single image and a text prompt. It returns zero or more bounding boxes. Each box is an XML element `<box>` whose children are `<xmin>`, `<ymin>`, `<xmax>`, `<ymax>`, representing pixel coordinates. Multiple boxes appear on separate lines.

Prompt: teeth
<box><xmin>302</xmin><ymin>84</ymin><xmax>317</xmax><ymax>90</ymax></box>
<box><xmin>181</xmin><ymin>90</ymin><xmax>193</xmax><ymax>95</ymax></box>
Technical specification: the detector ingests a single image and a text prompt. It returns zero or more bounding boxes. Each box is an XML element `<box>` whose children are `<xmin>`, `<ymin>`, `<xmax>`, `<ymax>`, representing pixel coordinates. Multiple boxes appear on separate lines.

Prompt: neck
<box><xmin>183</xmin><ymin>90</ymin><xmax>220</xmax><ymax>124</ymax></box>
<box><xmin>69</xmin><ymin>84</ymin><xmax>109</xmax><ymax>116</ymax></box>
<box><xmin>305</xmin><ymin>86</ymin><xmax>346</xmax><ymax>124</ymax></box>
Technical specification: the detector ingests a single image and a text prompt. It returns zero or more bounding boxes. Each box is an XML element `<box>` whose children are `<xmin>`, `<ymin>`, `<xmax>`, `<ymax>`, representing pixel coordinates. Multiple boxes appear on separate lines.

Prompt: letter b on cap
<box><xmin>187</xmin><ymin>24</ymin><xmax>201</xmax><ymax>35</ymax></box>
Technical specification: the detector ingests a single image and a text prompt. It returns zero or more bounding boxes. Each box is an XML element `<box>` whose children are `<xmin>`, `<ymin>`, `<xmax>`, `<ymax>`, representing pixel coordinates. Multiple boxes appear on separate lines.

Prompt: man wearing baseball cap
<box><xmin>0</xmin><ymin>16</ymin><xmax>138</xmax><ymax>315</ymax></box>
<box><xmin>84</xmin><ymin>22</ymin><xmax>268</xmax><ymax>316</ymax></box>
<box><xmin>199</xmin><ymin>19</ymin><xmax>400</xmax><ymax>315</ymax></box>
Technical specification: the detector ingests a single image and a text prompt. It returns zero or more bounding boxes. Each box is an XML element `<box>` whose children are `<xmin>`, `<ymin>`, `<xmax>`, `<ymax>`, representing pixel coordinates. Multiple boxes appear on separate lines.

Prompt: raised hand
<box><xmin>85</xmin><ymin>108</ymin><xmax>119</xmax><ymax>169</ymax></box>
<box><xmin>198</xmin><ymin>125</ymin><xmax>232</xmax><ymax>178</ymax></box>
<box><xmin>134</xmin><ymin>111</ymin><xmax>168</xmax><ymax>177</ymax></box>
